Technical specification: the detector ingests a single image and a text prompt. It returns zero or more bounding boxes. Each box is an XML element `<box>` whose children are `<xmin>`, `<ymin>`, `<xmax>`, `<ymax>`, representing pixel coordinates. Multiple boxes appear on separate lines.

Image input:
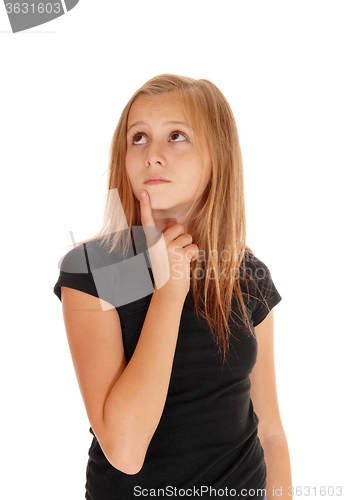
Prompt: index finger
<box><xmin>140</xmin><ymin>191</ymin><xmax>156</xmax><ymax>228</ymax></box>
<box><xmin>139</xmin><ymin>191</ymin><xmax>170</xmax><ymax>289</ymax></box>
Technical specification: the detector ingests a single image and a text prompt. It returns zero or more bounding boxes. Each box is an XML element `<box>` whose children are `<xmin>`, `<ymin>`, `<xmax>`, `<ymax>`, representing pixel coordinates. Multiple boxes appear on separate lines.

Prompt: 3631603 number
<box><xmin>287</xmin><ymin>485</ymin><xmax>343</xmax><ymax>496</ymax></box>
<box><xmin>5</xmin><ymin>3</ymin><xmax>62</xmax><ymax>14</ymax></box>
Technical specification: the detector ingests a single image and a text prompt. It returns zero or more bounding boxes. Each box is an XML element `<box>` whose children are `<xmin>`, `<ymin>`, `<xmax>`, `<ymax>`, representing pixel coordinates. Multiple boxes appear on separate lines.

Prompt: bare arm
<box><xmin>103</xmin><ymin>288</ymin><xmax>186</xmax><ymax>473</ymax></box>
<box><xmin>250</xmin><ymin>310</ymin><xmax>292</xmax><ymax>500</ymax></box>
<box><xmin>62</xmin><ymin>286</ymin><xmax>185</xmax><ymax>475</ymax></box>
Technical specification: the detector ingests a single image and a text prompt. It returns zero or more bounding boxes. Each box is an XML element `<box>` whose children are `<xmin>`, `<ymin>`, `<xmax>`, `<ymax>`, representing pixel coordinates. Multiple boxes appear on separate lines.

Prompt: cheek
<box><xmin>125</xmin><ymin>153</ymin><xmax>136</xmax><ymax>176</ymax></box>
<box><xmin>183</xmin><ymin>156</ymin><xmax>204</xmax><ymax>178</ymax></box>
<box><xmin>126</xmin><ymin>148</ymin><xmax>143</xmax><ymax>172</ymax></box>
<box><xmin>172</xmin><ymin>150</ymin><xmax>200</xmax><ymax>174</ymax></box>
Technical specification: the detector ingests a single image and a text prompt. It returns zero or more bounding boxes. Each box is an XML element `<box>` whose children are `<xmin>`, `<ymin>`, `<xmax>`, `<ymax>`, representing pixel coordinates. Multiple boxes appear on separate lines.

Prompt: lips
<box><xmin>144</xmin><ymin>180</ymin><xmax>170</xmax><ymax>185</ymax></box>
<box><xmin>144</xmin><ymin>176</ymin><xmax>170</xmax><ymax>183</ymax></box>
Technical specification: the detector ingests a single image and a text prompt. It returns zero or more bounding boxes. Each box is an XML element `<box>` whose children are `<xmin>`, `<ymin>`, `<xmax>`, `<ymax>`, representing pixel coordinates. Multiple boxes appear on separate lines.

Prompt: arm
<box><xmin>249</xmin><ymin>310</ymin><xmax>293</xmax><ymax>500</ymax></box>
<box><xmin>61</xmin><ymin>285</ymin><xmax>185</xmax><ymax>475</ymax></box>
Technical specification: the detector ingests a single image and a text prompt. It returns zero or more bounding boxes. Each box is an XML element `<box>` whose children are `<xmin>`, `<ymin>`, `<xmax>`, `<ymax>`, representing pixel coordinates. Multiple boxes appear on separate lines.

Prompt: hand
<box><xmin>140</xmin><ymin>191</ymin><xmax>199</xmax><ymax>297</ymax></box>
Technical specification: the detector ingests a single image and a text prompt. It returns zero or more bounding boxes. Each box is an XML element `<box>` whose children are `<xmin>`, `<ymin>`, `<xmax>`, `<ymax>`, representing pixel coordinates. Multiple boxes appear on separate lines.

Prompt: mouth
<box><xmin>144</xmin><ymin>180</ymin><xmax>171</xmax><ymax>185</ymax></box>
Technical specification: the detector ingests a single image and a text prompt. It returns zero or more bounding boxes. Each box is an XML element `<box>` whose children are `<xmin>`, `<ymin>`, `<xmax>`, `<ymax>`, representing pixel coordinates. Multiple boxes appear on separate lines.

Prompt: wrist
<box><xmin>153</xmin><ymin>284</ymin><xmax>188</xmax><ymax>303</ymax></box>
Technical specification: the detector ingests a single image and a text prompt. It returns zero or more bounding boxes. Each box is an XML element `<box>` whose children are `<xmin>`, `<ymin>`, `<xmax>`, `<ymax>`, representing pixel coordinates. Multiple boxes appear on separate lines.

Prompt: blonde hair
<box><xmin>66</xmin><ymin>74</ymin><xmax>255</xmax><ymax>362</ymax></box>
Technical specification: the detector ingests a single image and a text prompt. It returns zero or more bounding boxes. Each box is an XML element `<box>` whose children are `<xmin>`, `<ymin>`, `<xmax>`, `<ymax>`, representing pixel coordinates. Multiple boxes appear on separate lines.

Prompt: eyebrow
<box><xmin>127</xmin><ymin>120</ymin><xmax>192</xmax><ymax>133</ymax></box>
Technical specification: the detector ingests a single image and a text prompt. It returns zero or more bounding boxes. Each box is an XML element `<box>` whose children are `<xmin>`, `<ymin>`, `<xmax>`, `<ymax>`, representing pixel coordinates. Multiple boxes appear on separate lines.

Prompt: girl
<box><xmin>54</xmin><ymin>74</ymin><xmax>292</xmax><ymax>500</ymax></box>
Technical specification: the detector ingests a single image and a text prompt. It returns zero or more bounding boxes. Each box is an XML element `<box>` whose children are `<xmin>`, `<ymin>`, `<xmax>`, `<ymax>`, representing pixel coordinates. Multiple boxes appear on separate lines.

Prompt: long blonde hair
<box><xmin>67</xmin><ymin>74</ymin><xmax>255</xmax><ymax>362</ymax></box>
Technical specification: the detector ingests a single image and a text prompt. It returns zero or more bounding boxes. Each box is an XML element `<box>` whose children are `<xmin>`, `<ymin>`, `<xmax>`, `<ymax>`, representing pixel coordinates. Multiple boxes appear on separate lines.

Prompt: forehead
<box><xmin>127</xmin><ymin>94</ymin><xmax>188</xmax><ymax>127</ymax></box>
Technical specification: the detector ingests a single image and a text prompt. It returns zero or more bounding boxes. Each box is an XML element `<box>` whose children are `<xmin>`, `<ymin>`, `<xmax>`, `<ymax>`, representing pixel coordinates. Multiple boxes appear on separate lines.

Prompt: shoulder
<box><xmin>58</xmin><ymin>237</ymin><xmax>116</xmax><ymax>274</ymax></box>
<box><xmin>54</xmin><ymin>230</ymin><xmax>155</xmax><ymax>307</ymax></box>
<box><xmin>58</xmin><ymin>243</ymin><xmax>90</xmax><ymax>274</ymax></box>
<box><xmin>54</xmin><ymin>237</ymin><xmax>112</xmax><ymax>303</ymax></box>
<box><xmin>239</xmin><ymin>250</ymin><xmax>282</xmax><ymax>328</ymax></box>
<box><xmin>241</xmin><ymin>250</ymin><xmax>273</xmax><ymax>279</ymax></box>
<box><xmin>54</xmin><ymin>242</ymin><xmax>100</xmax><ymax>303</ymax></box>
<box><xmin>239</xmin><ymin>250</ymin><xmax>278</xmax><ymax>290</ymax></box>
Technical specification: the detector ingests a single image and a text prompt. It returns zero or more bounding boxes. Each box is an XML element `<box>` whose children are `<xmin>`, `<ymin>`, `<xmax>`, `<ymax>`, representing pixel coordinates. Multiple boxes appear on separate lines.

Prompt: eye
<box><xmin>132</xmin><ymin>133</ymin><xmax>147</xmax><ymax>145</ymax></box>
<box><xmin>170</xmin><ymin>131</ymin><xmax>188</xmax><ymax>142</ymax></box>
<box><xmin>131</xmin><ymin>130</ymin><xmax>188</xmax><ymax>145</ymax></box>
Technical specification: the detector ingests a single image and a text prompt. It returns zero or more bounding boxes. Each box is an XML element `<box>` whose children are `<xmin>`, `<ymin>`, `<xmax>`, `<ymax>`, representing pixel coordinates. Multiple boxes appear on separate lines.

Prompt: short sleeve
<box><xmin>242</xmin><ymin>252</ymin><xmax>282</xmax><ymax>327</ymax></box>
<box><xmin>53</xmin><ymin>233</ymin><xmax>155</xmax><ymax>308</ymax></box>
<box><xmin>53</xmin><ymin>244</ymin><xmax>100</xmax><ymax>302</ymax></box>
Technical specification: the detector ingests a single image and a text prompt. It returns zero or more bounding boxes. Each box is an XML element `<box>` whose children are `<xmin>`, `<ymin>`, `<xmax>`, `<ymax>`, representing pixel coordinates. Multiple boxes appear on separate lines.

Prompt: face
<box><xmin>125</xmin><ymin>93</ymin><xmax>212</xmax><ymax>230</ymax></box>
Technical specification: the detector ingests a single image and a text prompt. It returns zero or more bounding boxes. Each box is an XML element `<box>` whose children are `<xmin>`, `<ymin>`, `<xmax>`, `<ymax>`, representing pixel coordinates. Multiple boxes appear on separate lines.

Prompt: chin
<box><xmin>145</xmin><ymin>191</ymin><xmax>174</xmax><ymax>207</ymax></box>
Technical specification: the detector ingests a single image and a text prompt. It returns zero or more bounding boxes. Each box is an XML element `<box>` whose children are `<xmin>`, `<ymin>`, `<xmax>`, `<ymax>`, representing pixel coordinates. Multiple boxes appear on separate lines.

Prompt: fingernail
<box><xmin>141</xmin><ymin>192</ymin><xmax>147</xmax><ymax>198</ymax></box>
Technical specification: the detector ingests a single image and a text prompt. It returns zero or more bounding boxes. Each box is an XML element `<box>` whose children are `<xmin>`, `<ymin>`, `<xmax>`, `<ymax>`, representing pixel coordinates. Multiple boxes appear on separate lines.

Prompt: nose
<box><xmin>145</xmin><ymin>140</ymin><xmax>166</xmax><ymax>166</ymax></box>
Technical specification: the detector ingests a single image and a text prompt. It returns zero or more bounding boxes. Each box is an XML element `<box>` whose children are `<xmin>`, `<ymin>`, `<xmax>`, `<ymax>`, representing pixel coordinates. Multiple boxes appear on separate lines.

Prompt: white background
<box><xmin>1</xmin><ymin>1</ymin><xmax>343</xmax><ymax>498</ymax></box>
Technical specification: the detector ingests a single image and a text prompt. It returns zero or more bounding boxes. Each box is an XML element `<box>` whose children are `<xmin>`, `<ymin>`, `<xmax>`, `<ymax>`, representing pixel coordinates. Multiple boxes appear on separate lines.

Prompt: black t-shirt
<box><xmin>53</xmin><ymin>231</ymin><xmax>281</xmax><ymax>500</ymax></box>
